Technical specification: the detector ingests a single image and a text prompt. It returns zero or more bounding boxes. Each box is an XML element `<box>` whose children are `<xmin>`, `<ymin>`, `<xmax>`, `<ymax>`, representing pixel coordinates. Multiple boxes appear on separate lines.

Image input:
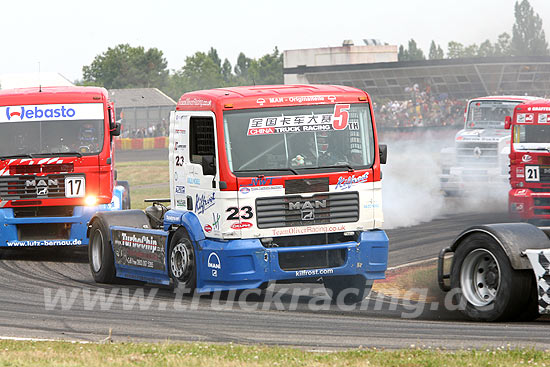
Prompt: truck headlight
<box><xmin>85</xmin><ymin>196</ymin><xmax>98</xmax><ymax>206</ymax></box>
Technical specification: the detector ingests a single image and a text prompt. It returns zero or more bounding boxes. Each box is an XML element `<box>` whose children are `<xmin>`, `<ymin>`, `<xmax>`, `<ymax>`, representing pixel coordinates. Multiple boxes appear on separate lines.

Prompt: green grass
<box><xmin>115</xmin><ymin>161</ymin><xmax>169</xmax><ymax>187</ymax></box>
<box><xmin>130</xmin><ymin>186</ymin><xmax>170</xmax><ymax>210</ymax></box>
<box><xmin>0</xmin><ymin>340</ymin><xmax>548</xmax><ymax>367</ymax></box>
<box><xmin>114</xmin><ymin>161</ymin><xmax>170</xmax><ymax>209</ymax></box>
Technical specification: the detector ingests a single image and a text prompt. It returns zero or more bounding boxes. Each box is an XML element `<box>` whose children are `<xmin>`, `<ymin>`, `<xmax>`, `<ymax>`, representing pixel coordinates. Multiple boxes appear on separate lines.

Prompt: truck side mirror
<box><xmin>111</xmin><ymin>122</ymin><xmax>122</xmax><ymax>137</ymax></box>
<box><xmin>201</xmin><ymin>155</ymin><xmax>216</xmax><ymax>176</ymax></box>
<box><xmin>379</xmin><ymin>144</ymin><xmax>387</xmax><ymax>164</ymax></box>
<box><xmin>504</xmin><ymin>116</ymin><xmax>512</xmax><ymax>130</ymax></box>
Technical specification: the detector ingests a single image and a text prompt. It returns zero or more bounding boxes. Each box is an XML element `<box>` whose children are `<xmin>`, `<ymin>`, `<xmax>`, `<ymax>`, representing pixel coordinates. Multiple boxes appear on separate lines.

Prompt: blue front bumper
<box><xmin>195</xmin><ymin>230</ymin><xmax>388</xmax><ymax>293</ymax></box>
<box><xmin>0</xmin><ymin>187</ymin><xmax>125</xmax><ymax>247</ymax></box>
<box><xmin>0</xmin><ymin>205</ymin><xmax>102</xmax><ymax>247</ymax></box>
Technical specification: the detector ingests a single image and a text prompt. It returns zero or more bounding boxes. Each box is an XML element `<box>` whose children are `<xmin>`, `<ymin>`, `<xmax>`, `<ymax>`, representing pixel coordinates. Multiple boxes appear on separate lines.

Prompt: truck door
<box><xmin>171</xmin><ymin>111</ymin><xmax>221</xmax><ymax>235</ymax></box>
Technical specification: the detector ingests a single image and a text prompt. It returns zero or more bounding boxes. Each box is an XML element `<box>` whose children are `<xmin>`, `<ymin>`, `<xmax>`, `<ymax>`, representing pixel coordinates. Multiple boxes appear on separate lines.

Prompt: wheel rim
<box><xmin>170</xmin><ymin>242</ymin><xmax>194</xmax><ymax>283</ymax></box>
<box><xmin>91</xmin><ymin>228</ymin><xmax>103</xmax><ymax>273</ymax></box>
<box><xmin>460</xmin><ymin>248</ymin><xmax>501</xmax><ymax>307</ymax></box>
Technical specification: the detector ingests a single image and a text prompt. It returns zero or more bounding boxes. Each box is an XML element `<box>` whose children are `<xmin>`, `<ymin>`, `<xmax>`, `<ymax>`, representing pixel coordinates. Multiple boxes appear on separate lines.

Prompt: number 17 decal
<box><xmin>332</xmin><ymin>104</ymin><xmax>350</xmax><ymax>130</ymax></box>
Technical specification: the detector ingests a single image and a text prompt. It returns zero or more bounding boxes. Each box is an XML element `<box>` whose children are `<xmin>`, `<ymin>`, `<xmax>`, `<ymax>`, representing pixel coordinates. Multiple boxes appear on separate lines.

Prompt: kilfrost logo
<box><xmin>5</xmin><ymin>105</ymin><xmax>76</xmax><ymax>121</ymax></box>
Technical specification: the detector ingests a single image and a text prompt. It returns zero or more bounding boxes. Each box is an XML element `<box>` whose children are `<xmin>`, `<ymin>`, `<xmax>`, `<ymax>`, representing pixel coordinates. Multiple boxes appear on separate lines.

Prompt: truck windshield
<box><xmin>223</xmin><ymin>104</ymin><xmax>375</xmax><ymax>173</ymax></box>
<box><xmin>0</xmin><ymin>119</ymin><xmax>104</xmax><ymax>157</ymax></box>
<box><xmin>513</xmin><ymin>124</ymin><xmax>550</xmax><ymax>144</ymax></box>
<box><xmin>466</xmin><ymin>100</ymin><xmax>519</xmax><ymax>129</ymax></box>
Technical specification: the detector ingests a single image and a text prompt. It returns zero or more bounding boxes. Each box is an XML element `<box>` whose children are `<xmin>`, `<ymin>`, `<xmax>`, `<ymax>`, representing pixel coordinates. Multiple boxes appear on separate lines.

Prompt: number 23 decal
<box><xmin>226</xmin><ymin>206</ymin><xmax>253</xmax><ymax>220</ymax></box>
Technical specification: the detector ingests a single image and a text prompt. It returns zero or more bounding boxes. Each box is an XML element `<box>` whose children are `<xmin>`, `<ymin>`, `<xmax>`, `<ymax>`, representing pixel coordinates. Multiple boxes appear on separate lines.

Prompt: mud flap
<box><xmin>525</xmin><ymin>249</ymin><xmax>550</xmax><ymax>314</ymax></box>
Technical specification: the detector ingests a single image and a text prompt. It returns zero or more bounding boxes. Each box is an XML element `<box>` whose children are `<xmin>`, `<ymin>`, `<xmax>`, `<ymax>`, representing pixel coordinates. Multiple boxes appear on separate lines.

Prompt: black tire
<box><xmin>88</xmin><ymin>218</ymin><xmax>116</xmax><ymax>283</ymax></box>
<box><xmin>168</xmin><ymin>229</ymin><xmax>197</xmax><ymax>294</ymax></box>
<box><xmin>516</xmin><ymin>271</ymin><xmax>540</xmax><ymax>322</ymax></box>
<box><xmin>450</xmin><ymin>233</ymin><xmax>535</xmax><ymax>321</ymax></box>
<box><xmin>323</xmin><ymin>275</ymin><xmax>372</xmax><ymax>305</ymax></box>
<box><xmin>116</xmin><ymin>180</ymin><xmax>131</xmax><ymax>210</ymax></box>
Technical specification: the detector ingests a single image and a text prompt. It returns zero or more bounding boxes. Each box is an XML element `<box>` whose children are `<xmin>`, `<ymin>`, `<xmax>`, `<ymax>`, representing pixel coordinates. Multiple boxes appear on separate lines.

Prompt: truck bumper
<box><xmin>0</xmin><ymin>187</ymin><xmax>125</xmax><ymax>247</ymax></box>
<box><xmin>195</xmin><ymin>229</ymin><xmax>388</xmax><ymax>293</ymax></box>
<box><xmin>440</xmin><ymin>167</ymin><xmax>508</xmax><ymax>195</ymax></box>
<box><xmin>0</xmin><ymin>205</ymin><xmax>101</xmax><ymax>247</ymax></box>
<box><xmin>509</xmin><ymin>189</ymin><xmax>550</xmax><ymax>221</ymax></box>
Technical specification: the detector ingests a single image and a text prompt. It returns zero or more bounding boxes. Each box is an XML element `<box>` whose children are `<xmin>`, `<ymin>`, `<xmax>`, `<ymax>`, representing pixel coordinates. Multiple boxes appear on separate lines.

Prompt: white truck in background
<box><xmin>440</xmin><ymin>96</ymin><xmax>538</xmax><ymax>196</ymax></box>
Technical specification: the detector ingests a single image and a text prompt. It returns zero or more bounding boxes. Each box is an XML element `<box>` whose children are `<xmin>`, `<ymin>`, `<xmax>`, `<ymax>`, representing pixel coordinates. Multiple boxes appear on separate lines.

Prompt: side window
<box><xmin>189</xmin><ymin>117</ymin><xmax>216</xmax><ymax>175</ymax></box>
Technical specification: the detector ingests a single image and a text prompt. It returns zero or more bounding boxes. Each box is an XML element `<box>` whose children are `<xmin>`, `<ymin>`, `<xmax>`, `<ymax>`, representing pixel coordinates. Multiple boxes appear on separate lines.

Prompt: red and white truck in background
<box><xmin>440</xmin><ymin>96</ymin><xmax>538</xmax><ymax>196</ymax></box>
<box><xmin>0</xmin><ymin>86</ymin><xmax>129</xmax><ymax>248</ymax></box>
<box><xmin>86</xmin><ymin>85</ymin><xmax>389</xmax><ymax>304</ymax></box>
<box><xmin>508</xmin><ymin>98</ymin><xmax>550</xmax><ymax>223</ymax></box>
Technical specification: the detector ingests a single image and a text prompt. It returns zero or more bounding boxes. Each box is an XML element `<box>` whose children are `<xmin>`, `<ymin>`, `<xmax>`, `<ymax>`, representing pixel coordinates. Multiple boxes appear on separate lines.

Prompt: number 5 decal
<box><xmin>333</xmin><ymin>104</ymin><xmax>350</xmax><ymax>130</ymax></box>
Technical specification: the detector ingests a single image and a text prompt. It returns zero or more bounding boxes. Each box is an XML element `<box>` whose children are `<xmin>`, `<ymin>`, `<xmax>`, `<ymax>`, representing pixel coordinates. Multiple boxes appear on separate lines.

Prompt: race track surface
<box><xmin>0</xmin><ymin>211</ymin><xmax>549</xmax><ymax>350</ymax></box>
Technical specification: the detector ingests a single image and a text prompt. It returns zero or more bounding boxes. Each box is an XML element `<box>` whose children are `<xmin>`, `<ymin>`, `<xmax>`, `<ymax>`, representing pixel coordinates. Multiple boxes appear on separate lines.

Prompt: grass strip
<box><xmin>0</xmin><ymin>340</ymin><xmax>548</xmax><ymax>367</ymax></box>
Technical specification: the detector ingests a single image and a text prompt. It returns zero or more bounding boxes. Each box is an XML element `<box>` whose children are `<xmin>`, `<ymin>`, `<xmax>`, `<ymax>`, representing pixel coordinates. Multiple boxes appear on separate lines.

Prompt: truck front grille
<box><xmin>0</xmin><ymin>174</ymin><xmax>69</xmax><ymax>200</ymax></box>
<box><xmin>456</xmin><ymin>141</ymin><xmax>499</xmax><ymax>166</ymax></box>
<box><xmin>256</xmin><ymin>192</ymin><xmax>359</xmax><ymax>229</ymax></box>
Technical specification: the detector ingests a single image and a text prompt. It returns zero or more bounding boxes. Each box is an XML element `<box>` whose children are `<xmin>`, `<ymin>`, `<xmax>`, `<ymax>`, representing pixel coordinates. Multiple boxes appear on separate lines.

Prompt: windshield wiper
<box><xmin>29</xmin><ymin>152</ymin><xmax>83</xmax><ymax>158</ymax></box>
<box><xmin>300</xmin><ymin>164</ymin><xmax>355</xmax><ymax>172</ymax></box>
<box><xmin>235</xmin><ymin>168</ymin><xmax>299</xmax><ymax>175</ymax></box>
<box><xmin>0</xmin><ymin>154</ymin><xmax>33</xmax><ymax>161</ymax></box>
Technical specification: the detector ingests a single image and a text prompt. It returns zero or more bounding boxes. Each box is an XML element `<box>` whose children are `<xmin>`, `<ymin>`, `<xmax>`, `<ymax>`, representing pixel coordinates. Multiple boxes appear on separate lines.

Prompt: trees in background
<box><xmin>81</xmin><ymin>44</ymin><xmax>169</xmax><ymax>89</ymax></box>
<box><xmin>81</xmin><ymin>45</ymin><xmax>283</xmax><ymax>100</ymax></box>
<box><xmin>398</xmin><ymin>39</ymin><xmax>426</xmax><ymax>61</ymax></box>
<box><xmin>399</xmin><ymin>0</ymin><xmax>548</xmax><ymax>60</ymax></box>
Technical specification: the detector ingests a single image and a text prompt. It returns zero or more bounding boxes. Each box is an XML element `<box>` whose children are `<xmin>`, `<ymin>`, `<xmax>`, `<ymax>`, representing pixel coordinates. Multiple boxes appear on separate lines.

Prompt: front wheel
<box><xmin>323</xmin><ymin>275</ymin><xmax>372</xmax><ymax>305</ymax></box>
<box><xmin>450</xmin><ymin>233</ymin><xmax>535</xmax><ymax>321</ymax></box>
<box><xmin>168</xmin><ymin>229</ymin><xmax>197</xmax><ymax>294</ymax></box>
<box><xmin>88</xmin><ymin>218</ymin><xmax>116</xmax><ymax>283</ymax></box>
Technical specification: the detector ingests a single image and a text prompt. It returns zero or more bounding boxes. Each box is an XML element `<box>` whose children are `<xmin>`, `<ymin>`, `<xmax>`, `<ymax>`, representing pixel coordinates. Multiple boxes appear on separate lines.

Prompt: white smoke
<box><xmin>380</xmin><ymin>129</ymin><xmax>508</xmax><ymax>229</ymax></box>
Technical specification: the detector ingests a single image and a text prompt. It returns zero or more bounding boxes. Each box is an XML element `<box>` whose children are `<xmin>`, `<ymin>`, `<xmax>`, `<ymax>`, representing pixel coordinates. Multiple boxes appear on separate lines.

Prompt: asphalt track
<box><xmin>0</xmin><ymin>211</ymin><xmax>549</xmax><ymax>350</ymax></box>
<box><xmin>4</xmin><ymin>146</ymin><xmax>550</xmax><ymax>349</ymax></box>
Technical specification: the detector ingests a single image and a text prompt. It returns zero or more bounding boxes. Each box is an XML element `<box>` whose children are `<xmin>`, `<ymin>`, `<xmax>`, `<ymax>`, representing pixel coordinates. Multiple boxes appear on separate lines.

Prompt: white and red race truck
<box><xmin>438</xmin><ymin>99</ymin><xmax>550</xmax><ymax>321</ymax></box>
<box><xmin>508</xmin><ymin>99</ymin><xmax>550</xmax><ymax>223</ymax></box>
<box><xmin>440</xmin><ymin>96</ymin><xmax>538</xmax><ymax>196</ymax></box>
<box><xmin>87</xmin><ymin>85</ymin><xmax>388</xmax><ymax>304</ymax></box>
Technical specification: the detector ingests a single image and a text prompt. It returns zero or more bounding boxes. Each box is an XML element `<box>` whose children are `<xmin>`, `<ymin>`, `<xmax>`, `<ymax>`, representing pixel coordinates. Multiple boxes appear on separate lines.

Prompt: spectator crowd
<box><xmin>373</xmin><ymin>84</ymin><xmax>466</xmax><ymax>129</ymax></box>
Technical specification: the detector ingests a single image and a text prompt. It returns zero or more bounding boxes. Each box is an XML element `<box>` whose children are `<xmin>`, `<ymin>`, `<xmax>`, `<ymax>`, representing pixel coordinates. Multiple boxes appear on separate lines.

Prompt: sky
<box><xmin>2</xmin><ymin>0</ymin><xmax>550</xmax><ymax>82</ymax></box>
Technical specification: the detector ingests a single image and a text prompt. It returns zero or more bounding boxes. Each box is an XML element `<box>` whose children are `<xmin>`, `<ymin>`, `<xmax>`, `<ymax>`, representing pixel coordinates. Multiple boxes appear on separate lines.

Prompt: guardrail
<box><xmin>114</xmin><ymin>137</ymin><xmax>169</xmax><ymax>150</ymax></box>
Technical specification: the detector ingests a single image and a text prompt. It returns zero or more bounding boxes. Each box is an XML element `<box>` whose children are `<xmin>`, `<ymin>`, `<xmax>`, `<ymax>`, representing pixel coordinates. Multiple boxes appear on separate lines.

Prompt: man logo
<box><xmin>25</xmin><ymin>178</ymin><xmax>59</xmax><ymax>197</ymax></box>
<box><xmin>288</xmin><ymin>200</ymin><xmax>326</xmax><ymax>221</ymax></box>
<box><xmin>473</xmin><ymin>146</ymin><xmax>482</xmax><ymax>159</ymax></box>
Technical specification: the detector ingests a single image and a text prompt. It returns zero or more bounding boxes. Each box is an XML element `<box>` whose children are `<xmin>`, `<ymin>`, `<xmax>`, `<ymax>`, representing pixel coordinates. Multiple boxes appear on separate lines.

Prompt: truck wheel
<box><xmin>323</xmin><ymin>275</ymin><xmax>372</xmax><ymax>305</ymax></box>
<box><xmin>168</xmin><ymin>229</ymin><xmax>197</xmax><ymax>294</ymax></box>
<box><xmin>451</xmin><ymin>233</ymin><xmax>534</xmax><ymax>321</ymax></box>
<box><xmin>88</xmin><ymin>218</ymin><xmax>116</xmax><ymax>283</ymax></box>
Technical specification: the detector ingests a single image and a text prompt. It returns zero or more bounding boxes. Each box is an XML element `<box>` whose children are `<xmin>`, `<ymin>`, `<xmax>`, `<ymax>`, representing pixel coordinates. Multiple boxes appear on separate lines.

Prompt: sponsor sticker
<box><xmin>195</xmin><ymin>192</ymin><xmax>216</xmax><ymax>215</ymax></box>
<box><xmin>204</xmin><ymin>225</ymin><xmax>212</xmax><ymax>233</ymax></box>
<box><xmin>175</xmin><ymin>185</ymin><xmax>186</xmax><ymax>194</ymax></box>
<box><xmin>0</xmin><ymin>103</ymin><xmax>104</xmax><ymax>123</ymax></box>
<box><xmin>230</xmin><ymin>222</ymin><xmax>253</xmax><ymax>230</ymax></box>
<box><xmin>6</xmin><ymin>239</ymin><xmax>82</xmax><ymax>247</ymax></box>
<box><xmin>111</xmin><ymin>230</ymin><xmax>166</xmax><ymax>271</ymax></box>
<box><xmin>335</xmin><ymin>172</ymin><xmax>370</xmax><ymax>190</ymax></box>
<box><xmin>207</xmin><ymin>252</ymin><xmax>221</xmax><ymax>277</ymax></box>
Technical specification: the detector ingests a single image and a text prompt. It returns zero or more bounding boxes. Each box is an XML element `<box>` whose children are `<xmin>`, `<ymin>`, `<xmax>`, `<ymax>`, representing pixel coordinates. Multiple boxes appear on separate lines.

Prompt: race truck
<box><xmin>508</xmin><ymin>98</ymin><xmax>550</xmax><ymax>223</ymax></box>
<box><xmin>0</xmin><ymin>86</ymin><xmax>129</xmax><ymax>248</ymax></box>
<box><xmin>440</xmin><ymin>96</ymin><xmax>538</xmax><ymax>196</ymax></box>
<box><xmin>87</xmin><ymin>84</ymin><xmax>389</xmax><ymax>304</ymax></box>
